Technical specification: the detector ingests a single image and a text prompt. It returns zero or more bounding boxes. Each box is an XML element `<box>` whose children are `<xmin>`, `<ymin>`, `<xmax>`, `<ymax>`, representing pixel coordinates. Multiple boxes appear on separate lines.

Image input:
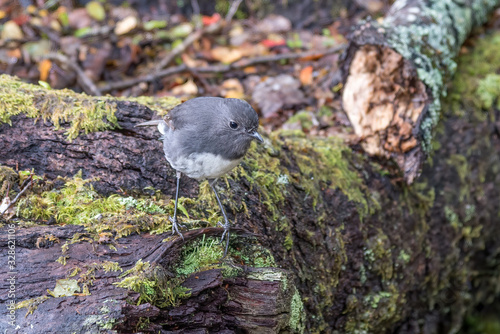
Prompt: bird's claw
<box><xmin>217</xmin><ymin>220</ymin><xmax>231</xmax><ymax>260</ymax></box>
<box><xmin>169</xmin><ymin>216</ymin><xmax>185</xmax><ymax>241</ymax></box>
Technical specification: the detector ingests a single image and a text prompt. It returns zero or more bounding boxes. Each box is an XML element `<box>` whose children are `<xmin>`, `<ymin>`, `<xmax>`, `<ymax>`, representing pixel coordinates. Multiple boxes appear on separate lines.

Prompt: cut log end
<box><xmin>342</xmin><ymin>44</ymin><xmax>429</xmax><ymax>183</ymax></box>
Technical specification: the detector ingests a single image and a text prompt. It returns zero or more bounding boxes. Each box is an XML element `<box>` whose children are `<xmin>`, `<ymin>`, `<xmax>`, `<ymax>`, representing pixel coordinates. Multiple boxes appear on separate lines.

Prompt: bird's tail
<box><xmin>135</xmin><ymin>119</ymin><xmax>169</xmax><ymax>135</ymax></box>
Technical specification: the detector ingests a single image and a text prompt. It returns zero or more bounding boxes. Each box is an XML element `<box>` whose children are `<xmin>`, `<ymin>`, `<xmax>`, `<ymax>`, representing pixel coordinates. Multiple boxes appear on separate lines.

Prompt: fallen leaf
<box><xmin>202</xmin><ymin>13</ymin><xmax>221</xmax><ymax>26</ymax></box>
<box><xmin>250</xmin><ymin>74</ymin><xmax>306</xmax><ymax>118</ymax></box>
<box><xmin>144</xmin><ymin>20</ymin><xmax>168</xmax><ymax>31</ymax></box>
<box><xmin>168</xmin><ymin>22</ymin><xmax>193</xmax><ymax>39</ymax></box>
<box><xmin>23</xmin><ymin>40</ymin><xmax>52</xmax><ymax>58</ymax></box>
<box><xmin>48</xmin><ymin>279</ymin><xmax>80</xmax><ymax>297</ymax></box>
<box><xmin>220</xmin><ymin>78</ymin><xmax>244</xmax><ymax>99</ymax></box>
<box><xmin>12</xmin><ymin>14</ymin><xmax>29</xmax><ymax>25</ymax></box>
<box><xmin>254</xmin><ymin>14</ymin><xmax>291</xmax><ymax>33</ymax></box>
<box><xmin>38</xmin><ymin>59</ymin><xmax>52</xmax><ymax>82</ymax></box>
<box><xmin>211</xmin><ymin>46</ymin><xmax>243</xmax><ymax>63</ymax></box>
<box><xmin>181</xmin><ymin>53</ymin><xmax>207</xmax><ymax>67</ymax></box>
<box><xmin>261</xmin><ymin>39</ymin><xmax>286</xmax><ymax>48</ymax></box>
<box><xmin>86</xmin><ymin>1</ymin><xmax>106</xmax><ymax>21</ymax></box>
<box><xmin>299</xmin><ymin>66</ymin><xmax>313</xmax><ymax>86</ymax></box>
<box><xmin>171</xmin><ymin>80</ymin><xmax>198</xmax><ymax>96</ymax></box>
<box><xmin>1</xmin><ymin>20</ymin><xmax>24</xmax><ymax>40</ymax></box>
<box><xmin>229</xmin><ymin>24</ymin><xmax>249</xmax><ymax>46</ymax></box>
<box><xmin>67</xmin><ymin>8</ymin><xmax>92</xmax><ymax>30</ymax></box>
<box><xmin>115</xmin><ymin>16</ymin><xmax>138</xmax><ymax>35</ymax></box>
<box><xmin>243</xmin><ymin>66</ymin><xmax>257</xmax><ymax>74</ymax></box>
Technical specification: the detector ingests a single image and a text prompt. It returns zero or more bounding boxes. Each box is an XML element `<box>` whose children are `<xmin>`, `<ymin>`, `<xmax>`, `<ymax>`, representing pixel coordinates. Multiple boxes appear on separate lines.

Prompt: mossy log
<box><xmin>341</xmin><ymin>0</ymin><xmax>499</xmax><ymax>183</ymax></box>
<box><xmin>1</xmin><ymin>26</ymin><xmax>500</xmax><ymax>334</ymax></box>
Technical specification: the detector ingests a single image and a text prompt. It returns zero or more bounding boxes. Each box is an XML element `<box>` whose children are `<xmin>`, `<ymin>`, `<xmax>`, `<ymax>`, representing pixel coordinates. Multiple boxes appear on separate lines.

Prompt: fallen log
<box><xmin>341</xmin><ymin>0</ymin><xmax>499</xmax><ymax>183</ymax></box>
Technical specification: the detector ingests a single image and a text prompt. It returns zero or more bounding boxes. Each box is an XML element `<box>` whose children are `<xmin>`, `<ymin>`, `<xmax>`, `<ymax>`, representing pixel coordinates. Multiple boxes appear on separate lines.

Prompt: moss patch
<box><xmin>114</xmin><ymin>259</ymin><xmax>191</xmax><ymax>308</ymax></box>
<box><xmin>0</xmin><ymin>74</ymin><xmax>179</xmax><ymax>140</ymax></box>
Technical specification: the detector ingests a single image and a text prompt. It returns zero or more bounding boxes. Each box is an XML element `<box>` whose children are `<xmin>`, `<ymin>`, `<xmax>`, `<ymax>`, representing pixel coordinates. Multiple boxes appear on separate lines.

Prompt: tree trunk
<box><xmin>341</xmin><ymin>0</ymin><xmax>499</xmax><ymax>183</ymax></box>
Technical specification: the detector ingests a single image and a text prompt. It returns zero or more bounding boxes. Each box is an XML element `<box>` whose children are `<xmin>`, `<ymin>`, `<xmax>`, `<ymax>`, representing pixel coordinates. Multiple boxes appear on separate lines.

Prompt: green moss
<box><xmin>175</xmin><ymin>235</ymin><xmax>224</xmax><ymax>276</ymax></box>
<box><xmin>397</xmin><ymin>250</ymin><xmax>411</xmax><ymax>264</ymax></box>
<box><xmin>447</xmin><ymin>33</ymin><xmax>500</xmax><ymax>117</ymax></box>
<box><xmin>285</xmin><ymin>110</ymin><xmax>314</xmax><ymax>131</ymax></box>
<box><xmin>114</xmin><ymin>259</ymin><xmax>191</xmax><ymax>308</ymax></box>
<box><xmin>0</xmin><ymin>166</ymin><xmax>19</xmax><ymax>198</ymax></box>
<box><xmin>346</xmin><ymin>285</ymin><xmax>403</xmax><ymax>332</ymax></box>
<box><xmin>289</xmin><ymin>289</ymin><xmax>306</xmax><ymax>333</ymax></box>
<box><xmin>365</xmin><ymin>230</ymin><xmax>393</xmax><ymax>280</ymax></box>
<box><xmin>477</xmin><ymin>74</ymin><xmax>500</xmax><ymax>109</ymax></box>
<box><xmin>462</xmin><ymin>313</ymin><xmax>500</xmax><ymax>334</ymax></box>
<box><xmin>15</xmin><ymin>296</ymin><xmax>50</xmax><ymax>316</ymax></box>
<box><xmin>101</xmin><ymin>261</ymin><xmax>122</xmax><ymax>273</ymax></box>
<box><xmin>14</xmin><ymin>170</ymin><xmax>178</xmax><ymax>239</ymax></box>
<box><xmin>283</xmin><ymin>135</ymin><xmax>368</xmax><ymax>217</ymax></box>
<box><xmin>82</xmin><ymin>305</ymin><xmax>117</xmax><ymax>330</ymax></box>
<box><xmin>445</xmin><ymin>205</ymin><xmax>461</xmax><ymax>229</ymax></box>
<box><xmin>0</xmin><ymin>74</ymin><xmax>180</xmax><ymax>141</ymax></box>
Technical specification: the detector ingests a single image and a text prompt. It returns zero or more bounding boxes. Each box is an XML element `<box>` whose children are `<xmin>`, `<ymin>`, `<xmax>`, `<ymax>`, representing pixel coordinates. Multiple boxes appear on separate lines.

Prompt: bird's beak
<box><xmin>250</xmin><ymin>130</ymin><xmax>264</xmax><ymax>143</ymax></box>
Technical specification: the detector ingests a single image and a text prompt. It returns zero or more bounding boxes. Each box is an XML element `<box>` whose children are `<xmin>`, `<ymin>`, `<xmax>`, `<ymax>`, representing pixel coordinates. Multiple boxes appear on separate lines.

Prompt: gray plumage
<box><xmin>136</xmin><ymin>97</ymin><xmax>263</xmax><ymax>258</ymax></box>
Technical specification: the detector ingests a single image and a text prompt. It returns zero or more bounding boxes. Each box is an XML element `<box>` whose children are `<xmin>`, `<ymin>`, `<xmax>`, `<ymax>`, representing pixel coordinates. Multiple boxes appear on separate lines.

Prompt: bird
<box><xmin>136</xmin><ymin>97</ymin><xmax>263</xmax><ymax>258</ymax></box>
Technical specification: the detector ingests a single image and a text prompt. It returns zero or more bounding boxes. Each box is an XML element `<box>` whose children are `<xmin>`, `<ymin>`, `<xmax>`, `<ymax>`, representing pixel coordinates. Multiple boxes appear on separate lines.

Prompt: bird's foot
<box><xmin>217</xmin><ymin>220</ymin><xmax>231</xmax><ymax>259</ymax></box>
<box><xmin>169</xmin><ymin>216</ymin><xmax>186</xmax><ymax>240</ymax></box>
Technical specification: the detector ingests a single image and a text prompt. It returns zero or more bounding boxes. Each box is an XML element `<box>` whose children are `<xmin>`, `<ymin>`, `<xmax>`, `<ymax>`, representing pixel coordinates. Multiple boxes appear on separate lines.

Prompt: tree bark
<box><xmin>341</xmin><ymin>0</ymin><xmax>499</xmax><ymax>183</ymax></box>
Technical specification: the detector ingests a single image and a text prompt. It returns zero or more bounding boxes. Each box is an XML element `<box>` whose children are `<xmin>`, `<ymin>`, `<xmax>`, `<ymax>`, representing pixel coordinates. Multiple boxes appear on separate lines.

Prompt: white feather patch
<box><xmin>168</xmin><ymin>153</ymin><xmax>242</xmax><ymax>180</ymax></box>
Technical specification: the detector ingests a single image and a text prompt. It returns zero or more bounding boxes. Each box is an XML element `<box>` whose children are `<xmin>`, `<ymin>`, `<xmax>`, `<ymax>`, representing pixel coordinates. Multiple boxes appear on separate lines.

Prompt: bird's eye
<box><xmin>229</xmin><ymin>121</ymin><xmax>239</xmax><ymax>129</ymax></box>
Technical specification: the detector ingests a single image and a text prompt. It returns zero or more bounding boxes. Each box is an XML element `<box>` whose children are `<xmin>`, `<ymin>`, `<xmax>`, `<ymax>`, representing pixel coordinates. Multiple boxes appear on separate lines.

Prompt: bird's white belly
<box><xmin>168</xmin><ymin>153</ymin><xmax>242</xmax><ymax>180</ymax></box>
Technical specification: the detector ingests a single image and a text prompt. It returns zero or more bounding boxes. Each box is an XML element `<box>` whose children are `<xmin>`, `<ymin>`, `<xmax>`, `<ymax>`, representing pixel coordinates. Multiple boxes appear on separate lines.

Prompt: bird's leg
<box><xmin>209</xmin><ymin>179</ymin><xmax>230</xmax><ymax>258</ymax></box>
<box><xmin>169</xmin><ymin>171</ymin><xmax>184</xmax><ymax>240</ymax></box>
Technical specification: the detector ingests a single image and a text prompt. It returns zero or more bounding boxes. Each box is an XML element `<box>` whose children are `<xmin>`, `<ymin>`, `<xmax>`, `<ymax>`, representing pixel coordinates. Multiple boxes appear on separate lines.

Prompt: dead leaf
<box><xmin>47</xmin><ymin>279</ymin><xmax>80</xmax><ymax>298</ymax></box>
<box><xmin>229</xmin><ymin>24</ymin><xmax>250</xmax><ymax>46</ymax></box>
<box><xmin>255</xmin><ymin>14</ymin><xmax>291</xmax><ymax>33</ymax></box>
<box><xmin>261</xmin><ymin>38</ymin><xmax>286</xmax><ymax>48</ymax></box>
<box><xmin>250</xmin><ymin>74</ymin><xmax>306</xmax><ymax>118</ymax></box>
<box><xmin>202</xmin><ymin>13</ymin><xmax>221</xmax><ymax>26</ymax></box>
<box><xmin>67</xmin><ymin>8</ymin><xmax>92</xmax><ymax>30</ymax></box>
<box><xmin>220</xmin><ymin>79</ymin><xmax>244</xmax><ymax>99</ymax></box>
<box><xmin>299</xmin><ymin>66</ymin><xmax>313</xmax><ymax>86</ymax></box>
<box><xmin>86</xmin><ymin>1</ymin><xmax>106</xmax><ymax>21</ymax></box>
<box><xmin>211</xmin><ymin>46</ymin><xmax>243</xmax><ymax>63</ymax></box>
<box><xmin>171</xmin><ymin>80</ymin><xmax>198</xmax><ymax>96</ymax></box>
<box><xmin>115</xmin><ymin>16</ymin><xmax>138</xmax><ymax>35</ymax></box>
<box><xmin>39</xmin><ymin>59</ymin><xmax>52</xmax><ymax>82</ymax></box>
<box><xmin>1</xmin><ymin>20</ymin><xmax>23</xmax><ymax>40</ymax></box>
<box><xmin>181</xmin><ymin>53</ymin><xmax>207</xmax><ymax>68</ymax></box>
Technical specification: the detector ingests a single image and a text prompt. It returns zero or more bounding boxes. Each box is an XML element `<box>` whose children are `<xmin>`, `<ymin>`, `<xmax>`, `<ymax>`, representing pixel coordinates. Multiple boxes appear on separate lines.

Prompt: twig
<box><xmin>100</xmin><ymin>44</ymin><xmax>346</xmax><ymax>93</ymax></box>
<box><xmin>43</xmin><ymin>53</ymin><xmax>102</xmax><ymax>96</ymax></box>
<box><xmin>0</xmin><ymin>180</ymin><xmax>33</xmax><ymax>216</ymax></box>
<box><xmin>225</xmin><ymin>0</ymin><xmax>243</xmax><ymax>23</ymax></box>
<box><xmin>155</xmin><ymin>21</ymin><xmax>223</xmax><ymax>71</ymax></box>
<box><xmin>101</xmin><ymin>64</ymin><xmax>187</xmax><ymax>92</ymax></box>
<box><xmin>191</xmin><ymin>0</ymin><xmax>200</xmax><ymax>16</ymax></box>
